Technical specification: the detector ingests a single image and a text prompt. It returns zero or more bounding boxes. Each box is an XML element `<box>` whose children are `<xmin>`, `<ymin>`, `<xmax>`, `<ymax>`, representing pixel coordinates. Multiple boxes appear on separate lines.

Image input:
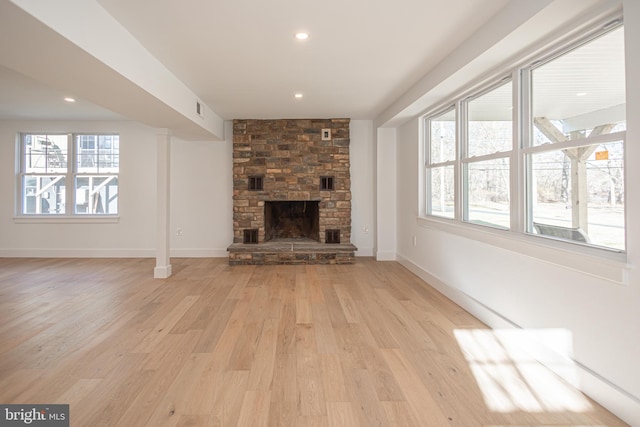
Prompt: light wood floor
<box><xmin>0</xmin><ymin>257</ymin><xmax>628</xmax><ymax>427</ymax></box>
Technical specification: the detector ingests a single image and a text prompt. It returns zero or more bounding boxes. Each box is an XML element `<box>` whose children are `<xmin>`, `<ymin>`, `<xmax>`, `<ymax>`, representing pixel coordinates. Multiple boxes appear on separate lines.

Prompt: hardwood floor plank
<box><xmin>320</xmin><ymin>354</ymin><xmax>349</xmax><ymax>403</ymax></box>
<box><xmin>381</xmin><ymin>401</ymin><xmax>421</xmax><ymax>427</ymax></box>
<box><xmin>192</xmin><ymin>297</ymin><xmax>238</xmax><ymax>353</ymax></box>
<box><xmin>236</xmin><ymin>390</ymin><xmax>271</xmax><ymax>427</ymax></box>
<box><xmin>326</xmin><ymin>402</ymin><xmax>359</xmax><ymax>427</ymax></box>
<box><xmin>72</xmin><ymin>353</ymin><xmax>150</xmax><ymax>426</ymax></box>
<box><xmin>133</xmin><ymin>295</ymin><xmax>199</xmax><ymax>353</ymax></box>
<box><xmin>296</xmin><ymin>297</ymin><xmax>313</xmax><ymax>325</ymax></box>
<box><xmin>342</xmin><ymin>367</ymin><xmax>391</xmax><ymax>427</ymax></box>
<box><xmin>311</xmin><ymin>302</ymin><xmax>339</xmax><ymax>354</ymax></box>
<box><xmin>268</xmin><ymin>352</ymin><xmax>297</xmax><ymax>427</ymax></box>
<box><xmin>214</xmin><ymin>370</ymin><xmax>250</xmax><ymax>427</ymax></box>
<box><xmin>248</xmin><ymin>318</ymin><xmax>279</xmax><ymax>391</ymax></box>
<box><xmin>380</xmin><ymin>348</ymin><xmax>452</xmax><ymax>427</ymax></box>
<box><xmin>118</xmin><ymin>330</ymin><xmax>202</xmax><ymax>426</ymax></box>
<box><xmin>296</xmin><ymin>324</ymin><xmax>326</xmax><ymax>417</ymax></box>
<box><xmin>54</xmin><ymin>378</ymin><xmax>103</xmax><ymax>407</ymax></box>
<box><xmin>333</xmin><ymin>284</ymin><xmax>361</xmax><ymax>324</ymax></box>
<box><xmin>143</xmin><ymin>353</ymin><xmax>212</xmax><ymax>427</ymax></box>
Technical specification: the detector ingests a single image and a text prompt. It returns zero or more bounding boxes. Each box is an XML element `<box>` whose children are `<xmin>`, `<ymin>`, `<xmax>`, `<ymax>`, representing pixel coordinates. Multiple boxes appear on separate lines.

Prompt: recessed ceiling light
<box><xmin>64</xmin><ymin>97</ymin><xmax>76</xmax><ymax>102</ymax></box>
<box><xmin>576</xmin><ymin>92</ymin><xmax>588</xmax><ymax>96</ymax></box>
<box><xmin>295</xmin><ymin>32</ymin><xmax>309</xmax><ymax>41</ymax></box>
<box><xmin>294</xmin><ymin>93</ymin><xmax>303</xmax><ymax>99</ymax></box>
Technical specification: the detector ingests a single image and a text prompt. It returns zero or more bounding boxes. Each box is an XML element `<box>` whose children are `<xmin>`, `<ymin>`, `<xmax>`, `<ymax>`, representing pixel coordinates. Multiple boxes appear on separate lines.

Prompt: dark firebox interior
<box><xmin>264</xmin><ymin>201</ymin><xmax>319</xmax><ymax>241</ymax></box>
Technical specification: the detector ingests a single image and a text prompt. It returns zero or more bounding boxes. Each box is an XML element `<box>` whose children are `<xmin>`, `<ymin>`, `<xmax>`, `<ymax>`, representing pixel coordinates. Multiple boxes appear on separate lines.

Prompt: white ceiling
<box><xmin>0</xmin><ymin>0</ymin><xmax>511</xmax><ymax>122</ymax></box>
<box><xmin>0</xmin><ymin>65</ymin><xmax>125</xmax><ymax>121</ymax></box>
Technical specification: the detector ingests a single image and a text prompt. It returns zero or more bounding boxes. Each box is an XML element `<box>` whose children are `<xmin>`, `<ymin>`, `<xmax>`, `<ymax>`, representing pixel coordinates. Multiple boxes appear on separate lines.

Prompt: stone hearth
<box><xmin>228</xmin><ymin>119</ymin><xmax>356</xmax><ymax>265</ymax></box>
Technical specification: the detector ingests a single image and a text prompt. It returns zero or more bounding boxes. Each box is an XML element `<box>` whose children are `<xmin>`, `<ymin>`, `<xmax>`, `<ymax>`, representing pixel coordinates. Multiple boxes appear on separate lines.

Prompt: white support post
<box><xmin>375</xmin><ymin>127</ymin><xmax>397</xmax><ymax>261</ymax></box>
<box><xmin>154</xmin><ymin>129</ymin><xmax>172</xmax><ymax>279</ymax></box>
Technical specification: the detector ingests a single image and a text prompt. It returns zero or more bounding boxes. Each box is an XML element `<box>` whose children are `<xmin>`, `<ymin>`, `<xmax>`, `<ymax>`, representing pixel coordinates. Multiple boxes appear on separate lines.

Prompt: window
<box><xmin>19</xmin><ymin>133</ymin><xmax>119</xmax><ymax>216</ymax></box>
<box><xmin>463</xmin><ymin>81</ymin><xmax>512</xmax><ymax>229</ymax></box>
<box><xmin>425</xmin><ymin>107</ymin><xmax>456</xmax><ymax>218</ymax></box>
<box><xmin>422</xmin><ymin>20</ymin><xmax>625</xmax><ymax>252</ymax></box>
<box><xmin>525</xmin><ymin>25</ymin><xmax>625</xmax><ymax>250</ymax></box>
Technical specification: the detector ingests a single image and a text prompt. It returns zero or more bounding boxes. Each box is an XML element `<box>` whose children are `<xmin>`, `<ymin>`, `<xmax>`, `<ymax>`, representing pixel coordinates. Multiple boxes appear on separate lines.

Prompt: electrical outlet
<box><xmin>362</xmin><ymin>226</ymin><xmax>369</xmax><ymax>234</ymax></box>
<box><xmin>176</xmin><ymin>227</ymin><xmax>184</xmax><ymax>236</ymax></box>
<box><xmin>412</xmin><ymin>236</ymin><xmax>417</xmax><ymax>246</ymax></box>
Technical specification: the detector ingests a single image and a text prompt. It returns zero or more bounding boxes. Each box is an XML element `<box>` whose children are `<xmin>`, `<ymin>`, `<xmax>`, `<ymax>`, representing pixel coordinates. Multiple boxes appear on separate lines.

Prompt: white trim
<box><xmin>13</xmin><ymin>215</ymin><xmax>119</xmax><ymax>224</ymax></box>
<box><xmin>0</xmin><ymin>248</ymin><xmax>154</xmax><ymax>257</ymax></box>
<box><xmin>170</xmin><ymin>248</ymin><xmax>228</xmax><ymax>258</ymax></box>
<box><xmin>396</xmin><ymin>253</ymin><xmax>640</xmax><ymax>427</ymax></box>
<box><xmin>0</xmin><ymin>248</ymin><xmax>230</xmax><ymax>259</ymax></box>
<box><xmin>375</xmin><ymin>251</ymin><xmax>396</xmax><ymax>261</ymax></box>
<box><xmin>355</xmin><ymin>246</ymin><xmax>374</xmax><ymax>257</ymax></box>
<box><xmin>154</xmin><ymin>264</ymin><xmax>172</xmax><ymax>279</ymax></box>
<box><xmin>416</xmin><ymin>216</ymin><xmax>629</xmax><ymax>285</ymax></box>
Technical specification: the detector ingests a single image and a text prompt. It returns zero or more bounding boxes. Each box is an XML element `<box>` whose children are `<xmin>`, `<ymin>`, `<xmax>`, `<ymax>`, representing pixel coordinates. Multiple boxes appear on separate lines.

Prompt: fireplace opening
<box><xmin>264</xmin><ymin>201</ymin><xmax>319</xmax><ymax>242</ymax></box>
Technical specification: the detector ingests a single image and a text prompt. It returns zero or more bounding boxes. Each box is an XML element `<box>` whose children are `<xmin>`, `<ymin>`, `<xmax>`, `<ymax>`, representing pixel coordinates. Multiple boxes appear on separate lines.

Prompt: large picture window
<box><xmin>423</xmin><ymin>21</ymin><xmax>625</xmax><ymax>252</ymax></box>
<box><xmin>525</xmin><ymin>26</ymin><xmax>625</xmax><ymax>250</ymax></box>
<box><xmin>19</xmin><ymin>133</ymin><xmax>119</xmax><ymax>216</ymax></box>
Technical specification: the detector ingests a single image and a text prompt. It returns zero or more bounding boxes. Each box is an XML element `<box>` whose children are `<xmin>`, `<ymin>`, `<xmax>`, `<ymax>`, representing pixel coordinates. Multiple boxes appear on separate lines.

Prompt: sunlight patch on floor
<box><xmin>454</xmin><ymin>328</ymin><xmax>592</xmax><ymax>413</ymax></box>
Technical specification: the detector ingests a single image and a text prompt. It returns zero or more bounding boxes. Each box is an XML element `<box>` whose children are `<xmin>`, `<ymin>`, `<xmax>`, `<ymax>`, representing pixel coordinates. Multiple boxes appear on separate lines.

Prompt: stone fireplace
<box><xmin>227</xmin><ymin>119</ymin><xmax>356</xmax><ymax>265</ymax></box>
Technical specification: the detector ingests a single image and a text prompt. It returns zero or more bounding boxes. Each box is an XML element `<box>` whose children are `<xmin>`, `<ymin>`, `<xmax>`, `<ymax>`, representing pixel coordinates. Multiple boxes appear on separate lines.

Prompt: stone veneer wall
<box><xmin>232</xmin><ymin>119</ymin><xmax>351</xmax><ymax>244</ymax></box>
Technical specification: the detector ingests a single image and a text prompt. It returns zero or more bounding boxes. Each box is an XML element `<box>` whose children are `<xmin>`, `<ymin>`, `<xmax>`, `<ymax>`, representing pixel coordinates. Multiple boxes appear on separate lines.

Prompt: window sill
<box><xmin>14</xmin><ymin>215</ymin><xmax>120</xmax><ymax>224</ymax></box>
<box><xmin>416</xmin><ymin>216</ymin><xmax>630</xmax><ymax>285</ymax></box>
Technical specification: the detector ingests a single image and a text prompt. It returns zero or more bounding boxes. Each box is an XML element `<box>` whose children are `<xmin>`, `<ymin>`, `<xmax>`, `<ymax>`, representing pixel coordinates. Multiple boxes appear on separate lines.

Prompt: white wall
<box><xmin>170</xmin><ymin>121</ymin><xmax>233</xmax><ymax>257</ymax></box>
<box><xmin>0</xmin><ymin>119</ymin><xmax>375</xmax><ymax>259</ymax></box>
<box><xmin>386</xmin><ymin>2</ymin><xmax>640</xmax><ymax>423</ymax></box>
<box><xmin>0</xmin><ymin>120</ymin><xmax>157</xmax><ymax>256</ymax></box>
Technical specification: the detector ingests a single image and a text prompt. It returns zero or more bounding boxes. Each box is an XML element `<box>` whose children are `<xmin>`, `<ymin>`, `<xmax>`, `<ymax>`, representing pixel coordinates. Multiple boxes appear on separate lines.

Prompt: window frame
<box><xmin>419</xmin><ymin>16</ymin><xmax>627</xmax><ymax>277</ymax></box>
<box><xmin>424</xmin><ymin>105</ymin><xmax>457</xmax><ymax>219</ymax></box>
<box><xmin>461</xmin><ymin>78</ymin><xmax>514</xmax><ymax>230</ymax></box>
<box><xmin>521</xmin><ymin>23</ymin><xmax>626</xmax><ymax>251</ymax></box>
<box><xmin>17</xmin><ymin>132</ymin><xmax>120</xmax><ymax>220</ymax></box>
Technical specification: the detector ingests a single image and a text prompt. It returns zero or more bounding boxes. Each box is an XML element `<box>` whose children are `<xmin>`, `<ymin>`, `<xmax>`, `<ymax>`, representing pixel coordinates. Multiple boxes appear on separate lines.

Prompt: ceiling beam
<box><xmin>0</xmin><ymin>0</ymin><xmax>223</xmax><ymax>140</ymax></box>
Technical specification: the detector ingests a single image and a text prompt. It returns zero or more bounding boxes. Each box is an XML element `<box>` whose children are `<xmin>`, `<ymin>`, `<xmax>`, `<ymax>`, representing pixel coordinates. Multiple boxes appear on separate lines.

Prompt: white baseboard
<box><xmin>396</xmin><ymin>253</ymin><xmax>640</xmax><ymax>427</ymax></box>
<box><xmin>375</xmin><ymin>251</ymin><xmax>396</xmax><ymax>261</ymax></box>
<box><xmin>170</xmin><ymin>248</ymin><xmax>228</xmax><ymax>258</ymax></box>
<box><xmin>153</xmin><ymin>264</ymin><xmax>172</xmax><ymax>279</ymax></box>
<box><xmin>0</xmin><ymin>248</ymin><xmax>155</xmax><ymax>258</ymax></box>
<box><xmin>355</xmin><ymin>246</ymin><xmax>374</xmax><ymax>257</ymax></box>
<box><xmin>0</xmin><ymin>248</ymin><xmax>231</xmax><ymax>258</ymax></box>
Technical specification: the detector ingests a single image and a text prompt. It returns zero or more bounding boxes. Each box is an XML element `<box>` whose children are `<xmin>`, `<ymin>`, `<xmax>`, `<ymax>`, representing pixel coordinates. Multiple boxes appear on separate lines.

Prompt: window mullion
<box><xmin>512</xmin><ymin>68</ymin><xmax>525</xmax><ymax>233</ymax></box>
<box><xmin>458</xmin><ymin>99</ymin><xmax>467</xmax><ymax>222</ymax></box>
<box><xmin>462</xmin><ymin>152</ymin><xmax>511</xmax><ymax>163</ymax></box>
<box><xmin>67</xmin><ymin>133</ymin><xmax>75</xmax><ymax>215</ymax></box>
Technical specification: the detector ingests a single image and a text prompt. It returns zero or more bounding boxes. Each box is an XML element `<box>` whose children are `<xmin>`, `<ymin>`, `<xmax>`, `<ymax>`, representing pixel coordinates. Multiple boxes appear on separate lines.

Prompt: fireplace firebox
<box><xmin>265</xmin><ymin>201</ymin><xmax>319</xmax><ymax>241</ymax></box>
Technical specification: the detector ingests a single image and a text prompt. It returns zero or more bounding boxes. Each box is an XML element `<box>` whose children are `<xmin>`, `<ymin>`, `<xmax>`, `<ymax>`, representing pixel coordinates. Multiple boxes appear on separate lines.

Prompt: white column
<box><xmin>375</xmin><ymin>127</ymin><xmax>397</xmax><ymax>260</ymax></box>
<box><xmin>154</xmin><ymin>129</ymin><xmax>172</xmax><ymax>278</ymax></box>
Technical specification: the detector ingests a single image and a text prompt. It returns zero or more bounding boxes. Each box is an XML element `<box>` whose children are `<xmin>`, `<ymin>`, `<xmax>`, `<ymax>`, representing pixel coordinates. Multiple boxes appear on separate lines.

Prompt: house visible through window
<box><xmin>19</xmin><ymin>133</ymin><xmax>119</xmax><ymax>215</ymax></box>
